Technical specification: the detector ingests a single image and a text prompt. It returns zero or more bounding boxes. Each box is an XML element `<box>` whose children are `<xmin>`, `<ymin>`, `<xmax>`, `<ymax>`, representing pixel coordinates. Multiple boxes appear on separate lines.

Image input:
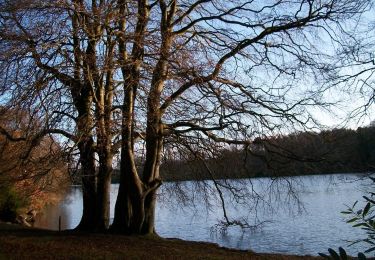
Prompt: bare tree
<box><xmin>111</xmin><ymin>0</ymin><xmax>371</xmax><ymax>234</ymax></box>
<box><xmin>327</xmin><ymin>8</ymin><xmax>375</xmax><ymax>122</ymax></box>
<box><xmin>0</xmin><ymin>106</ymin><xmax>69</xmax><ymax>221</ymax></box>
<box><xmin>0</xmin><ymin>0</ymin><xmax>371</xmax><ymax>235</ymax></box>
<box><xmin>0</xmin><ymin>0</ymin><xmax>119</xmax><ymax>230</ymax></box>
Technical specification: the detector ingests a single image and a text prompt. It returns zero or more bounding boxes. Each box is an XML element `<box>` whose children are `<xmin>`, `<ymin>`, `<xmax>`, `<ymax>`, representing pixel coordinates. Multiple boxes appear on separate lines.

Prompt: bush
<box><xmin>341</xmin><ymin>176</ymin><xmax>375</xmax><ymax>254</ymax></box>
<box><xmin>0</xmin><ymin>186</ymin><xmax>26</xmax><ymax>222</ymax></box>
<box><xmin>319</xmin><ymin>247</ymin><xmax>367</xmax><ymax>260</ymax></box>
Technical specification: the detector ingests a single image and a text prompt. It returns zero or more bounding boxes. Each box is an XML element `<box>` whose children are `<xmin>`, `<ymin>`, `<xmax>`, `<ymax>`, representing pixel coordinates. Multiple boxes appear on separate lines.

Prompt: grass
<box><xmin>0</xmin><ymin>222</ymin><xmax>318</xmax><ymax>259</ymax></box>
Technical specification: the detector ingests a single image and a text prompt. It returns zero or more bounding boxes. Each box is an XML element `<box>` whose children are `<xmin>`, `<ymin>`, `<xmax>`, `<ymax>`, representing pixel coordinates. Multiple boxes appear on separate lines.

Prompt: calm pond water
<box><xmin>34</xmin><ymin>173</ymin><xmax>372</xmax><ymax>256</ymax></box>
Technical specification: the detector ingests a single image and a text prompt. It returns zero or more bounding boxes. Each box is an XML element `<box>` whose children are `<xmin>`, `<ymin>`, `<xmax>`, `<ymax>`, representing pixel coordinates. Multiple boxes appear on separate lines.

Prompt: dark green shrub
<box><xmin>341</xmin><ymin>176</ymin><xmax>375</xmax><ymax>254</ymax></box>
<box><xmin>0</xmin><ymin>186</ymin><xmax>25</xmax><ymax>222</ymax></box>
<box><xmin>319</xmin><ymin>247</ymin><xmax>367</xmax><ymax>260</ymax></box>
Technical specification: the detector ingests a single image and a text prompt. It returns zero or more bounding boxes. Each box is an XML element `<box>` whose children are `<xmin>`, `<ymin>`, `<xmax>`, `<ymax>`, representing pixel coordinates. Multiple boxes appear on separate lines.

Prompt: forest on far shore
<box><xmin>111</xmin><ymin>125</ymin><xmax>375</xmax><ymax>183</ymax></box>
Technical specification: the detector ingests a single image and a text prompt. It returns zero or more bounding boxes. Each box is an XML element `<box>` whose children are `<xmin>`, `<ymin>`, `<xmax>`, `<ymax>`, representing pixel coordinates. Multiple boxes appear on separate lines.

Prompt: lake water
<box><xmin>34</xmin><ymin>173</ymin><xmax>373</xmax><ymax>256</ymax></box>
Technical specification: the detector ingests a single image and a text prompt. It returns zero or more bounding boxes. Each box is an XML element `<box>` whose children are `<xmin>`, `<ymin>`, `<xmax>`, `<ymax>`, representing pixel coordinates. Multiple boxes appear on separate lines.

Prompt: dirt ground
<box><xmin>0</xmin><ymin>222</ymin><xmax>319</xmax><ymax>259</ymax></box>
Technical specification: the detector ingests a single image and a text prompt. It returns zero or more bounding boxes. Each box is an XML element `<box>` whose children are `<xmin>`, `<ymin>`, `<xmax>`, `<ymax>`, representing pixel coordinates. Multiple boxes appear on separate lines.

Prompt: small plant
<box><xmin>319</xmin><ymin>176</ymin><xmax>375</xmax><ymax>259</ymax></box>
<box><xmin>341</xmin><ymin>176</ymin><xmax>375</xmax><ymax>254</ymax></box>
<box><xmin>318</xmin><ymin>247</ymin><xmax>367</xmax><ymax>260</ymax></box>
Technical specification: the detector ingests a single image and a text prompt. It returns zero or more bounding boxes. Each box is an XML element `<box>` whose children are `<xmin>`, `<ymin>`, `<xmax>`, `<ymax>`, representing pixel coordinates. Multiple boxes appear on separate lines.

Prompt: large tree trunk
<box><xmin>71</xmin><ymin>3</ymin><xmax>99</xmax><ymax>231</ymax></box>
<box><xmin>111</xmin><ymin>76</ymin><xmax>162</xmax><ymax>234</ymax></box>
<box><xmin>111</xmin><ymin>144</ymin><xmax>145</xmax><ymax>234</ymax></box>
<box><xmin>142</xmin><ymin>119</ymin><xmax>163</xmax><ymax>234</ymax></box>
<box><xmin>111</xmin><ymin>143</ymin><xmax>162</xmax><ymax>235</ymax></box>
<box><xmin>111</xmin><ymin>0</ymin><xmax>155</xmax><ymax>235</ymax></box>
<box><xmin>96</xmin><ymin>151</ymin><xmax>112</xmax><ymax>230</ymax></box>
<box><xmin>141</xmin><ymin>188</ymin><xmax>158</xmax><ymax>234</ymax></box>
<box><xmin>76</xmin><ymin>135</ymin><xmax>97</xmax><ymax>231</ymax></box>
<box><xmin>111</xmin><ymin>73</ymin><xmax>148</xmax><ymax>233</ymax></box>
<box><xmin>94</xmin><ymin>48</ymin><xmax>115</xmax><ymax>231</ymax></box>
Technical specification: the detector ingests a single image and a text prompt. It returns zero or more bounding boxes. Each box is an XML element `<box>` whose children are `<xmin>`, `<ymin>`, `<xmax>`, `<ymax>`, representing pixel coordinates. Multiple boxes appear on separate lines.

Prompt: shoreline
<box><xmin>0</xmin><ymin>222</ymin><xmax>318</xmax><ymax>259</ymax></box>
<box><xmin>109</xmin><ymin>171</ymin><xmax>373</xmax><ymax>185</ymax></box>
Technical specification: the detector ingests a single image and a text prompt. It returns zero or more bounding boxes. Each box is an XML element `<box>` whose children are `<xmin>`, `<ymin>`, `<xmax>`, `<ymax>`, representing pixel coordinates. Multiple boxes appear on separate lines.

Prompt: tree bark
<box><xmin>75</xmin><ymin>121</ymin><xmax>97</xmax><ymax>231</ymax></box>
<box><xmin>111</xmin><ymin>144</ymin><xmax>144</xmax><ymax>234</ymax></box>
<box><xmin>111</xmin><ymin>69</ymin><xmax>147</xmax><ymax>233</ymax></box>
<box><xmin>70</xmin><ymin>2</ymin><xmax>99</xmax><ymax>231</ymax></box>
<box><xmin>137</xmin><ymin>0</ymin><xmax>176</xmax><ymax>233</ymax></box>
<box><xmin>96</xmin><ymin>151</ymin><xmax>112</xmax><ymax>230</ymax></box>
<box><xmin>142</xmin><ymin>112</ymin><xmax>163</xmax><ymax>234</ymax></box>
<box><xmin>94</xmin><ymin>43</ymin><xmax>115</xmax><ymax>231</ymax></box>
<box><xmin>111</xmin><ymin>0</ymin><xmax>157</xmax><ymax>235</ymax></box>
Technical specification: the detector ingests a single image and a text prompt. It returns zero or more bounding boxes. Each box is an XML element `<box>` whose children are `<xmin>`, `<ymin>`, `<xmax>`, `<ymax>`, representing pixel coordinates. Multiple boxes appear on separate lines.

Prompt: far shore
<box><xmin>109</xmin><ymin>170</ymin><xmax>371</xmax><ymax>184</ymax></box>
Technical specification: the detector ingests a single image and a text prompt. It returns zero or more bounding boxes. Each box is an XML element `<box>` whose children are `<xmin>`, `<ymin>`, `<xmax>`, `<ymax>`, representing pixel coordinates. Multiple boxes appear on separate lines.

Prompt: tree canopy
<box><xmin>0</xmin><ymin>106</ymin><xmax>68</xmax><ymax>222</ymax></box>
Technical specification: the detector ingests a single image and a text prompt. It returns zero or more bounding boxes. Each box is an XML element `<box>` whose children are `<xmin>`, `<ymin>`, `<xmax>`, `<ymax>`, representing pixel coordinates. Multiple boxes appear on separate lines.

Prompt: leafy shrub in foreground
<box><xmin>341</xmin><ymin>176</ymin><xmax>375</xmax><ymax>254</ymax></box>
<box><xmin>0</xmin><ymin>185</ymin><xmax>25</xmax><ymax>222</ymax></box>
<box><xmin>319</xmin><ymin>247</ymin><xmax>367</xmax><ymax>259</ymax></box>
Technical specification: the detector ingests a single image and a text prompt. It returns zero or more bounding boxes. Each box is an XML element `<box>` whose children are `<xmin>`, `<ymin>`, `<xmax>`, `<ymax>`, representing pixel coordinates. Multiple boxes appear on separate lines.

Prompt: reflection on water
<box><xmin>35</xmin><ymin>187</ymin><xmax>82</xmax><ymax>230</ymax></box>
<box><xmin>34</xmin><ymin>173</ymin><xmax>371</xmax><ymax>256</ymax></box>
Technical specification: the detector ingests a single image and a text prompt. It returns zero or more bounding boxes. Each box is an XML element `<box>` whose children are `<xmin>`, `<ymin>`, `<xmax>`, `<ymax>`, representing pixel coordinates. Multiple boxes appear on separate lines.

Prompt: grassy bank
<box><xmin>0</xmin><ymin>223</ymin><xmax>318</xmax><ymax>259</ymax></box>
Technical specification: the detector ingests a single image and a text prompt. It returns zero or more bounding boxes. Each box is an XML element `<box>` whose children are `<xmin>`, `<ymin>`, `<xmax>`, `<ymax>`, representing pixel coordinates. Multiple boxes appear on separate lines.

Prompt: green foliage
<box><xmin>342</xmin><ymin>177</ymin><xmax>375</xmax><ymax>254</ymax></box>
<box><xmin>0</xmin><ymin>185</ymin><xmax>26</xmax><ymax>222</ymax></box>
<box><xmin>318</xmin><ymin>247</ymin><xmax>367</xmax><ymax>260</ymax></box>
<box><xmin>320</xmin><ymin>176</ymin><xmax>375</xmax><ymax>259</ymax></box>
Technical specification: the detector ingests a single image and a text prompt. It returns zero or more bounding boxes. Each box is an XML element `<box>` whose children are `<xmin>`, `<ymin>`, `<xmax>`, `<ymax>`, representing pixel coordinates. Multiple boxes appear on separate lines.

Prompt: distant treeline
<box><xmin>111</xmin><ymin>126</ymin><xmax>375</xmax><ymax>183</ymax></box>
<box><xmin>159</xmin><ymin>126</ymin><xmax>375</xmax><ymax>181</ymax></box>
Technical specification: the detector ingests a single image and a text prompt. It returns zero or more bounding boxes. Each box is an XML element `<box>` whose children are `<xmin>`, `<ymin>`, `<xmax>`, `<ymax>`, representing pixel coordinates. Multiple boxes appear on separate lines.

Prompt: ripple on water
<box><xmin>34</xmin><ymin>173</ymin><xmax>371</xmax><ymax>256</ymax></box>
